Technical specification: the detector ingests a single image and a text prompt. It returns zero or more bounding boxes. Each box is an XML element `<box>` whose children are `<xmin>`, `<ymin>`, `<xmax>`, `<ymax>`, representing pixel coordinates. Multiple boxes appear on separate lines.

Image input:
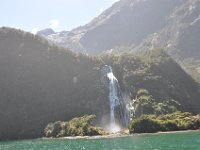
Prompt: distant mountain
<box><xmin>38</xmin><ymin>0</ymin><xmax>200</xmax><ymax>82</ymax></box>
<box><xmin>37</xmin><ymin>28</ymin><xmax>55</xmax><ymax>36</ymax></box>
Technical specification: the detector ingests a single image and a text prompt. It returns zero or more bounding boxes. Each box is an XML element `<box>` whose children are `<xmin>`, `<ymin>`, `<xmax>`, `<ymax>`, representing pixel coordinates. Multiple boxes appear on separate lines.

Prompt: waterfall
<box><xmin>107</xmin><ymin>70</ymin><xmax>120</xmax><ymax>125</ymax></box>
<box><xmin>101</xmin><ymin>65</ymin><xmax>129</xmax><ymax>132</ymax></box>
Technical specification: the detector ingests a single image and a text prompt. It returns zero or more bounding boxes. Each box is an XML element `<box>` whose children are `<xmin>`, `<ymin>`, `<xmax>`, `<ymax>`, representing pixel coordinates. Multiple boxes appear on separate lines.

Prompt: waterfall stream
<box><xmin>103</xmin><ymin>66</ymin><xmax>129</xmax><ymax>132</ymax></box>
<box><xmin>107</xmin><ymin>71</ymin><xmax>120</xmax><ymax>125</ymax></box>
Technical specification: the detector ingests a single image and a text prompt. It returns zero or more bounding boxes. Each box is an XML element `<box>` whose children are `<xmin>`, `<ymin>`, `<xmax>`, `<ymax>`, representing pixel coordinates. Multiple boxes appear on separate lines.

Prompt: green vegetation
<box><xmin>44</xmin><ymin>115</ymin><xmax>107</xmax><ymax>137</ymax></box>
<box><xmin>0</xmin><ymin>27</ymin><xmax>102</xmax><ymax>140</ymax></box>
<box><xmin>101</xmin><ymin>49</ymin><xmax>200</xmax><ymax>114</ymax></box>
<box><xmin>0</xmin><ymin>27</ymin><xmax>200</xmax><ymax>140</ymax></box>
<box><xmin>134</xmin><ymin>88</ymin><xmax>181</xmax><ymax>116</ymax></box>
<box><xmin>129</xmin><ymin>112</ymin><xmax>200</xmax><ymax>133</ymax></box>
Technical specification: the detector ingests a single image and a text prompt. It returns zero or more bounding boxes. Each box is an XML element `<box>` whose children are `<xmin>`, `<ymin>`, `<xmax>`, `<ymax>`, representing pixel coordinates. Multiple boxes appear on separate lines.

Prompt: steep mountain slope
<box><xmin>38</xmin><ymin>0</ymin><xmax>185</xmax><ymax>53</ymax></box>
<box><xmin>38</xmin><ymin>0</ymin><xmax>200</xmax><ymax>82</ymax></box>
<box><xmin>0</xmin><ymin>27</ymin><xmax>200</xmax><ymax>140</ymax></box>
<box><xmin>133</xmin><ymin>0</ymin><xmax>200</xmax><ymax>81</ymax></box>
<box><xmin>79</xmin><ymin>0</ymin><xmax>185</xmax><ymax>53</ymax></box>
<box><xmin>0</xmin><ymin>27</ymin><xmax>101</xmax><ymax>140</ymax></box>
<box><xmin>102</xmin><ymin>50</ymin><xmax>200</xmax><ymax>114</ymax></box>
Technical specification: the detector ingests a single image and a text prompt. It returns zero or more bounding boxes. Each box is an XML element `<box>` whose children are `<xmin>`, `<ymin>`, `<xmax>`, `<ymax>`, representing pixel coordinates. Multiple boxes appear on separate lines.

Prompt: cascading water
<box><xmin>101</xmin><ymin>65</ymin><xmax>130</xmax><ymax>133</ymax></box>
<box><xmin>107</xmin><ymin>70</ymin><xmax>120</xmax><ymax>125</ymax></box>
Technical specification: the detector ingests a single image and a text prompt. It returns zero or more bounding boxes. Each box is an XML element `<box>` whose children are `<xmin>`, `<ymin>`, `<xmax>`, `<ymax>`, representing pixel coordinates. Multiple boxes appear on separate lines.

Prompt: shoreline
<box><xmin>41</xmin><ymin>133</ymin><xmax>132</xmax><ymax>140</ymax></box>
<box><xmin>133</xmin><ymin>129</ymin><xmax>200</xmax><ymax>137</ymax></box>
<box><xmin>1</xmin><ymin>130</ymin><xmax>199</xmax><ymax>142</ymax></box>
<box><xmin>41</xmin><ymin>129</ymin><xmax>200</xmax><ymax>140</ymax></box>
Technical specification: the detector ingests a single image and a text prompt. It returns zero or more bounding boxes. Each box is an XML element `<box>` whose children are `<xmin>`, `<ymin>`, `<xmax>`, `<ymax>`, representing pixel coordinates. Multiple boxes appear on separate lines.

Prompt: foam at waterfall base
<box><xmin>105</xmin><ymin>123</ymin><xmax>121</xmax><ymax>134</ymax></box>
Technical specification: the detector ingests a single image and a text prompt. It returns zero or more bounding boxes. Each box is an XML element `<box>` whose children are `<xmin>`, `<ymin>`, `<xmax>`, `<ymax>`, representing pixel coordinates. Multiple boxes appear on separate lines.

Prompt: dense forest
<box><xmin>0</xmin><ymin>27</ymin><xmax>200</xmax><ymax>140</ymax></box>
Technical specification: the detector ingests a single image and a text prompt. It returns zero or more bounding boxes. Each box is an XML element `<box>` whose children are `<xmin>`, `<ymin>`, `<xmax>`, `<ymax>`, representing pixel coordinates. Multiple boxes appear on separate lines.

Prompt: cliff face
<box><xmin>0</xmin><ymin>27</ymin><xmax>200</xmax><ymax>140</ymax></box>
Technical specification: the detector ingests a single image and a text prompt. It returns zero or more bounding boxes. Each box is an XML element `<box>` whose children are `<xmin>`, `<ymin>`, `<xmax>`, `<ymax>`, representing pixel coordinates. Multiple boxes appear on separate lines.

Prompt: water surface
<box><xmin>0</xmin><ymin>131</ymin><xmax>200</xmax><ymax>150</ymax></box>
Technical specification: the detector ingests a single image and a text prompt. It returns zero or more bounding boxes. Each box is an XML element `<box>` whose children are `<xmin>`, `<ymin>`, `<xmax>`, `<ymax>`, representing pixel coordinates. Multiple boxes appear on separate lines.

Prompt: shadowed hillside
<box><xmin>0</xmin><ymin>27</ymin><xmax>102</xmax><ymax>140</ymax></box>
<box><xmin>0</xmin><ymin>27</ymin><xmax>200</xmax><ymax>140</ymax></box>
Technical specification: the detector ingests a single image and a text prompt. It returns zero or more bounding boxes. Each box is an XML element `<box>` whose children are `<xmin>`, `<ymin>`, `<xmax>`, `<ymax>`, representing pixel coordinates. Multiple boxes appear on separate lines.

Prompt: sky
<box><xmin>0</xmin><ymin>0</ymin><xmax>119</xmax><ymax>33</ymax></box>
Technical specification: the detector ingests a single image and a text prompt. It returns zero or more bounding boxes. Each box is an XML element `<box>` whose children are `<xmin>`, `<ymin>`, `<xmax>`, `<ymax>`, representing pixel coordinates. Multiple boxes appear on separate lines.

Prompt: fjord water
<box><xmin>1</xmin><ymin>131</ymin><xmax>200</xmax><ymax>150</ymax></box>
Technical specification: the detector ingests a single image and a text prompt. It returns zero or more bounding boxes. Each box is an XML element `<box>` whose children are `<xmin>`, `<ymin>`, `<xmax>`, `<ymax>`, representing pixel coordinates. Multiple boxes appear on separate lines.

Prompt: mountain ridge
<box><xmin>37</xmin><ymin>0</ymin><xmax>200</xmax><ymax>82</ymax></box>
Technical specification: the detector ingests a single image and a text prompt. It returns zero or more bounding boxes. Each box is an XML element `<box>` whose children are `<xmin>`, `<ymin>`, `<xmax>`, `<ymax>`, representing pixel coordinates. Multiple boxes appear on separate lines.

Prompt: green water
<box><xmin>0</xmin><ymin>131</ymin><xmax>200</xmax><ymax>150</ymax></box>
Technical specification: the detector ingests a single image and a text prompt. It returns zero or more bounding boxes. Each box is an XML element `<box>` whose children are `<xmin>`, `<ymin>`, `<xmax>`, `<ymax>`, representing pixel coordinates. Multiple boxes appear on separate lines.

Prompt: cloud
<box><xmin>112</xmin><ymin>0</ymin><xmax>120</xmax><ymax>4</ymax></box>
<box><xmin>31</xmin><ymin>28</ymin><xmax>39</xmax><ymax>34</ymax></box>
<box><xmin>100</xmin><ymin>7</ymin><xmax>105</xmax><ymax>12</ymax></box>
<box><xmin>50</xmin><ymin>19</ymin><xmax>59</xmax><ymax>30</ymax></box>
